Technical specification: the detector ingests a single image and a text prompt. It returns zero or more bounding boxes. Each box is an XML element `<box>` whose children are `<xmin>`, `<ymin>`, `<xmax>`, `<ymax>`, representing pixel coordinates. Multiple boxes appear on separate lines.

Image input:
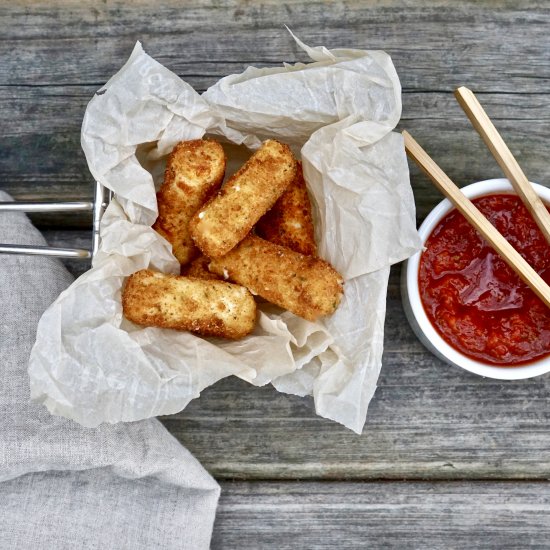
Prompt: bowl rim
<box><xmin>403</xmin><ymin>177</ymin><xmax>550</xmax><ymax>380</ymax></box>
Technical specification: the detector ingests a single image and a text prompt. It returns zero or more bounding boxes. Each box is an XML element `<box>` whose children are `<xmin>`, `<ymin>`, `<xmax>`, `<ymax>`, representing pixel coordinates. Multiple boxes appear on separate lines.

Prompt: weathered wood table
<box><xmin>3</xmin><ymin>1</ymin><xmax>550</xmax><ymax>547</ymax></box>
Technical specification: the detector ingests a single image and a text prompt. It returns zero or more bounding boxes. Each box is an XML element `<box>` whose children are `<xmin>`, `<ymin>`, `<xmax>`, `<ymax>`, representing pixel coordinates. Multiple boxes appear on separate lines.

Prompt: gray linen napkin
<box><xmin>0</xmin><ymin>191</ymin><xmax>219</xmax><ymax>549</ymax></box>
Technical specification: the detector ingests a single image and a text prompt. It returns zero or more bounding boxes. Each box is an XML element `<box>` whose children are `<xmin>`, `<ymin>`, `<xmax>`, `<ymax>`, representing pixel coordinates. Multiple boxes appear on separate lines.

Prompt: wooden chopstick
<box><xmin>455</xmin><ymin>86</ymin><xmax>550</xmax><ymax>245</ymax></box>
<box><xmin>403</xmin><ymin>130</ymin><xmax>550</xmax><ymax>310</ymax></box>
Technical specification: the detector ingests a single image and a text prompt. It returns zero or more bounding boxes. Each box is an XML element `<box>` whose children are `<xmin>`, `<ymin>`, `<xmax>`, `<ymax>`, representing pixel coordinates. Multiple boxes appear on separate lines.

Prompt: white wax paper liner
<box><xmin>29</xmin><ymin>33</ymin><xmax>421</xmax><ymax>433</ymax></box>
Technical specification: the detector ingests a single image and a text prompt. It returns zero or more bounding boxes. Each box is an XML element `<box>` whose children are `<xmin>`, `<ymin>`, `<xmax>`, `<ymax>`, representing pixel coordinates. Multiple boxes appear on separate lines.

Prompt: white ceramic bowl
<box><xmin>402</xmin><ymin>178</ymin><xmax>550</xmax><ymax>380</ymax></box>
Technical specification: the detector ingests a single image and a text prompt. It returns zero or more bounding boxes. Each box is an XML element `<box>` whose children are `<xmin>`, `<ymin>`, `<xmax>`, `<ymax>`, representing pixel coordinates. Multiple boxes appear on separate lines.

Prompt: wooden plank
<box><xmin>161</xmin><ymin>367</ymin><xmax>550</xmax><ymax>480</ymax></box>
<box><xmin>2</xmin><ymin>111</ymin><xmax>550</xmax><ymax>226</ymax></box>
<box><xmin>43</xmin><ymin>230</ymin><xmax>550</xmax><ymax>480</ymax></box>
<box><xmin>3</xmin><ymin>86</ymin><xmax>550</xmax><ymax>137</ymax></box>
<box><xmin>214</xmin><ymin>481</ymin><xmax>550</xmax><ymax>549</ymax></box>
<box><xmin>11</xmin><ymin>0</ymin><xmax>550</xmax><ymax>481</ymax></box>
<box><xmin>1</xmin><ymin>3</ymin><xmax>550</xmax><ymax>93</ymax></box>
<box><xmin>1</xmin><ymin>2</ymin><xmax>550</xmax><ymax>226</ymax></box>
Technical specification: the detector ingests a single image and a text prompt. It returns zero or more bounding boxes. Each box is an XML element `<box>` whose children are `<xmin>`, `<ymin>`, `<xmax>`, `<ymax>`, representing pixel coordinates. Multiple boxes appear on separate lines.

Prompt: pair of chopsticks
<box><xmin>404</xmin><ymin>87</ymin><xmax>550</xmax><ymax>309</ymax></box>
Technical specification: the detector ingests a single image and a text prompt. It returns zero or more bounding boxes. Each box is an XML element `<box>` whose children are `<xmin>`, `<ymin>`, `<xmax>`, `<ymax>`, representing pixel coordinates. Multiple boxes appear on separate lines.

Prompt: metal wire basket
<box><xmin>0</xmin><ymin>182</ymin><xmax>111</xmax><ymax>260</ymax></box>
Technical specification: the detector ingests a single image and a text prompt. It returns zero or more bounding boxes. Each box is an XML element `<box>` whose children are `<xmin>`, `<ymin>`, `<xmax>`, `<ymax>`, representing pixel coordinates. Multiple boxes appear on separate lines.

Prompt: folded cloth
<box><xmin>0</xmin><ymin>191</ymin><xmax>219</xmax><ymax>549</ymax></box>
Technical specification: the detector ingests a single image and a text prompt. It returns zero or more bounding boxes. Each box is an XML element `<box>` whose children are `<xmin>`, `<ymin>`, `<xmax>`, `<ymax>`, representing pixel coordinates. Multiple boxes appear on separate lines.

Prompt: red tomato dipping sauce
<box><xmin>419</xmin><ymin>193</ymin><xmax>550</xmax><ymax>366</ymax></box>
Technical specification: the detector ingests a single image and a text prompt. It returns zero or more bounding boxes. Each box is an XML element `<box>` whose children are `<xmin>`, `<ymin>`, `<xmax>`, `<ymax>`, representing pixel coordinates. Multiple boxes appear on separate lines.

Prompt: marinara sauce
<box><xmin>419</xmin><ymin>193</ymin><xmax>550</xmax><ymax>366</ymax></box>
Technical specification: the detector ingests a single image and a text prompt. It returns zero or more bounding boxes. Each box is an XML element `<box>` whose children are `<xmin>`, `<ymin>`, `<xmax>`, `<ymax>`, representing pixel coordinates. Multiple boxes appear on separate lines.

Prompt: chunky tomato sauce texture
<box><xmin>419</xmin><ymin>194</ymin><xmax>550</xmax><ymax>366</ymax></box>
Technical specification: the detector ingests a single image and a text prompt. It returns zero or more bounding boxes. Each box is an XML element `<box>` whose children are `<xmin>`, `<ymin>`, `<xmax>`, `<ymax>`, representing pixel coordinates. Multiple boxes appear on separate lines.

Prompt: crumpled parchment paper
<box><xmin>28</xmin><ymin>34</ymin><xmax>421</xmax><ymax>433</ymax></box>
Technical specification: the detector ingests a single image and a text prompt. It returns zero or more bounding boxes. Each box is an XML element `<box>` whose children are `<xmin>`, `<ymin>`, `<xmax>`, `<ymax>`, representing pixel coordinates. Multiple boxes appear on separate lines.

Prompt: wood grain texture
<box><xmin>1</xmin><ymin>2</ymin><xmax>550</xmax><ymax>226</ymax></box>
<box><xmin>43</xmin><ymin>230</ymin><xmax>550</xmax><ymax>480</ymax></box>
<box><xmin>455</xmin><ymin>85</ymin><xmax>550</xmax><ymax>247</ymax></box>
<box><xmin>10</xmin><ymin>119</ymin><xmax>547</xmax><ymax>228</ymax></box>
<box><xmin>213</xmin><ymin>481</ymin><xmax>550</xmax><ymax>549</ymax></box>
<box><xmin>1</xmin><ymin>3</ymin><xmax>549</xmax><ymax>92</ymax></box>
<box><xmin>9</xmin><ymin>4</ymin><xmax>550</xmax><ymax>546</ymax></box>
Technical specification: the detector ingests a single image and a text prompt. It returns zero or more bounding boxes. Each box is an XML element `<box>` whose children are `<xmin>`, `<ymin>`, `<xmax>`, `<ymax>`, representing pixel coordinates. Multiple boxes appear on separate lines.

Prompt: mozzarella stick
<box><xmin>209</xmin><ymin>235</ymin><xmax>344</xmax><ymax>321</ymax></box>
<box><xmin>153</xmin><ymin>139</ymin><xmax>225</xmax><ymax>265</ymax></box>
<box><xmin>189</xmin><ymin>139</ymin><xmax>297</xmax><ymax>258</ymax></box>
<box><xmin>181</xmin><ymin>255</ymin><xmax>220</xmax><ymax>281</ymax></box>
<box><xmin>256</xmin><ymin>162</ymin><xmax>317</xmax><ymax>256</ymax></box>
<box><xmin>122</xmin><ymin>269</ymin><xmax>256</xmax><ymax>339</ymax></box>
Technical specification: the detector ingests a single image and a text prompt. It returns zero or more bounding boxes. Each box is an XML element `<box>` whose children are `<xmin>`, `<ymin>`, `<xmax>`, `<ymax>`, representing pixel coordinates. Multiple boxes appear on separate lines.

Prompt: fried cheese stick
<box><xmin>256</xmin><ymin>162</ymin><xmax>317</xmax><ymax>256</ymax></box>
<box><xmin>181</xmin><ymin>255</ymin><xmax>220</xmax><ymax>281</ymax></box>
<box><xmin>122</xmin><ymin>269</ymin><xmax>256</xmax><ymax>339</ymax></box>
<box><xmin>189</xmin><ymin>139</ymin><xmax>297</xmax><ymax>258</ymax></box>
<box><xmin>153</xmin><ymin>140</ymin><xmax>225</xmax><ymax>265</ymax></box>
<box><xmin>209</xmin><ymin>235</ymin><xmax>343</xmax><ymax>321</ymax></box>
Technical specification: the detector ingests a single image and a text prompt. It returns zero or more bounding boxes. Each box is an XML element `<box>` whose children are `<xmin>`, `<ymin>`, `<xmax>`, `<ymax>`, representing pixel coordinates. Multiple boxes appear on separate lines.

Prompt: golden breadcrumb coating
<box><xmin>122</xmin><ymin>269</ymin><xmax>256</xmax><ymax>339</ymax></box>
<box><xmin>209</xmin><ymin>235</ymin><xmax>343</xmax><ymax>321</ymax></box>
<box><xmin>189</xmin><ymin>139</ymin><xmax>297</xmax><ymax>258</ymax></box>
<box><xmin>153</xmin><ymin>139</ymin><xmax>225</xmax><ymax>265</ymax></box>
<box><xmin>181</xmin><ymin>255</ymin><xmax>220</xmax><ymax>281</ymax></box>
<box><xmin>256</xmin><ymin>162</ymin><xmax>317</xmax><ymax>256</ymax></box>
